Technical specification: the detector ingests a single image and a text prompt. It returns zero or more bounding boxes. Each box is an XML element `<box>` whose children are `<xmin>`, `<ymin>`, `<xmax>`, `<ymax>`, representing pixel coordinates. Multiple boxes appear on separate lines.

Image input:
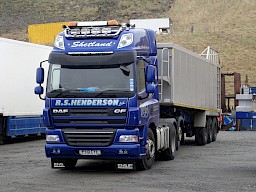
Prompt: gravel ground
<box><xmin>0</xmin><ymin>131</ymin><xmax>255</xmax><ymax>192</ymax></box>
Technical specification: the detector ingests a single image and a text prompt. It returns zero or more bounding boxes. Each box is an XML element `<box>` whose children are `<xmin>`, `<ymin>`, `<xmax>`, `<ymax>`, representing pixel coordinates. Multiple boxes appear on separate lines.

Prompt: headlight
<box><xmin>46</xmin><ymin>135</ymin><xmax>60</xmax><ymax>142</ymax></box>
<box><xmin>101</xmin><ymin>27</ymin><xmax>112</xmax><ymax>34</ymax></box>
<box><xmin>70</xmin><ymin>28</ymin><xmax>80</xmax><ymax>35</ymax></box>
<box><xmin>119</xmin><ymin>135</ymin><xmax>138</xmax><ymax>142</ymax></box>
<box><xmin>91</xmin><ymin>27</ymin><xmax>101</xmax><ymax>35</ymax></box>
<box><xmin>81</xmin><ymin>28</ymin><xmax>90</xmax><ymax>35</ymax></box>
<box><xmin>118</xmin><ymin>33</ymin><xmax>133</xmax><ymax>49</ymax></box>
<box><xmin>54</xmin><ymin>35</ymin><xmax>65</xmax><ymax>50</ymax></box>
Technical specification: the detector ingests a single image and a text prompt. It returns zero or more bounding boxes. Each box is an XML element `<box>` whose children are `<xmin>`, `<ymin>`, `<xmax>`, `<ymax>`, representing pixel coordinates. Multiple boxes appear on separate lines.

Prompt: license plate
<box><xmin>117</xmin><ymin>163</ymin><xmax>134</xmax><ymax>170</ymax></box>
<box><xmin>79</xmin><ymin>150</ymin><xmax>101</xmax><ymax>156</ymax></box>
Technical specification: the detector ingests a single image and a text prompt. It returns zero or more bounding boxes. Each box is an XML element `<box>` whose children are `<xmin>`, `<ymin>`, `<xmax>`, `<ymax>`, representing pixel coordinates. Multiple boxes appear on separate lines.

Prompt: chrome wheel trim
<box><xmin>146</xmin><ymin>138</ymin><xmax>155</xmax><ymax>159</ymax></box>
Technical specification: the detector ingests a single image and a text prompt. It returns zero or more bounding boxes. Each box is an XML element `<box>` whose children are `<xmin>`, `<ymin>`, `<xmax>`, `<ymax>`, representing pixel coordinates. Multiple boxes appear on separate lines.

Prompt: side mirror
<box><xmin>36</xmin><ymin>67</ymin><xmax>44</xmax><ymax>84</ymax></box>
<box><xmin>34</xmin><ymin>86</ymin><xmax>44</xmax><ymax>95</ymax></box>
<box><xmin>146</xmin><ymin>65</ymin><xmax>155</xmax><ymax>83</ymax></box>
<box><xmin>146</xmin><ymin>84</ymin><xmax>156</xmax><ymax>93</ymax></box>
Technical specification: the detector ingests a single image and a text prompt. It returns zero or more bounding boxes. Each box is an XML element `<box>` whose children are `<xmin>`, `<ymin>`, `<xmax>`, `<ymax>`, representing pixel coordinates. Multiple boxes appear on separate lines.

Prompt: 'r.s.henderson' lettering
<box><xmin>55</xmin><ymin>99</ymin><xmax>120</xmax><ymax>106</ymax></box>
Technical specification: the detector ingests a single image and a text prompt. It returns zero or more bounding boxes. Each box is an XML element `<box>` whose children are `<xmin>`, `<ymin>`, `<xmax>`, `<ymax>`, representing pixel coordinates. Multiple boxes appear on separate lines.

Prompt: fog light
<box><xmin>52</xmin><ymin>149</ymin><xmax>61</xmax><ymax>154</ymax></box>
<box><xmin>46</xmin><ymin>135</ymin><xmax>60</xmax><ymax>142</ymax></box>
<box><xmin>119</xmin><ymin>135</ymin><xmax>138</xmax><ymax>142</ymax></box>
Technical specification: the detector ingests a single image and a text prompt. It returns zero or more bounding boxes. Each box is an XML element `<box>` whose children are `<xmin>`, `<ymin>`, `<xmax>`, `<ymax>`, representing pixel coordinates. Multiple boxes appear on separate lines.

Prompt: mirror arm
<box><xmin>40</xmin><ymin>60</ymin><xmax>48</xmax><ymax>67</ymax></box>
<box><xmin>39</xmin><ymin>94</ymin><xmax>46</xmax><ymax>101</ymax></box>
<box><xmin>138</xmin><ymin>93</ymin><xmax>149</xmax><ymax>100</ymax></box>
<box><xmin>137</xmin><ymin>56</ymin><xmax>150</xmax><ymax>64</ymax></box>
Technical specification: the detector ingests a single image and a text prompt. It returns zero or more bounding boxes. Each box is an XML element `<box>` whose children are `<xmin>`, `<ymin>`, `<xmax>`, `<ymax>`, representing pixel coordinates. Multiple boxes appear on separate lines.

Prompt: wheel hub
<box><xmin>146</xmin><ymin>139</ymin><xmax>155</xmax><ymax>158</ymax></box>
<box><xmin>178</xmin><ymin>126</ymin><xmax>182</xmax><ymax>141</ymax></box>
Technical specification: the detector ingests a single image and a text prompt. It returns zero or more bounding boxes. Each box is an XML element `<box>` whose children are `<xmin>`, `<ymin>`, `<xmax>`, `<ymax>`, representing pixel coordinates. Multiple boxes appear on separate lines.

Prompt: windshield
<box><xmin>46</xmin><ymin>62</ymin><xmax>135</xmax><ymax>98</ymax></box>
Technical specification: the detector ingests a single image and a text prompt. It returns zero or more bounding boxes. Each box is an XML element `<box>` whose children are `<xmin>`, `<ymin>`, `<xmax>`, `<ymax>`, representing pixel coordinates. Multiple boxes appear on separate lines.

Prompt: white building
<box><xmin>130</xmin><ymin>18</ymin><xmax>171</xmax><ymax>34</ymax></box>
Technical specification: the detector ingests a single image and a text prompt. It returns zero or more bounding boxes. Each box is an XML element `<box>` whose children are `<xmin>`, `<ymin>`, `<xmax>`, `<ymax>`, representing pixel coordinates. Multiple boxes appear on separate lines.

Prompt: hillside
<box><xmin>0</xmin><ymin>0</ymin><xmax>256</xmax><ymax>85</ymax></box>
<box><xmin>158</xmin><ymin>0</ymin><xmax>256</xmax><ymax>85</ymax></box>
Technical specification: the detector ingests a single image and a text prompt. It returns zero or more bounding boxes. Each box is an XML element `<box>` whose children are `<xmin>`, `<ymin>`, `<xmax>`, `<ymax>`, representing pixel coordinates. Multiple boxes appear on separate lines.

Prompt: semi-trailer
<box><xmin>35</xmin><ymin>20</ymin><xmax>221</xmax><ymax>170</ymax></box>
<box><xmin>0</xmin><ymin>38</ymin><xmax>51</xmax><ymax>144</ymax></box>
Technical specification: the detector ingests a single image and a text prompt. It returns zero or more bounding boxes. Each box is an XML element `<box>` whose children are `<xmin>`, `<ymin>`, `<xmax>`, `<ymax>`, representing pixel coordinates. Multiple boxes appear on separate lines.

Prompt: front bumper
<box><xmin>45</xmin><ymin>143</ymin><xmax>144</xmax><ymax>160</ymax></box>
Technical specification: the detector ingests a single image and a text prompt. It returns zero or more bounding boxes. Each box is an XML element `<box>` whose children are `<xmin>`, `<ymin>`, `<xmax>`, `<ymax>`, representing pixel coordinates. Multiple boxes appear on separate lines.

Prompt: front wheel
<box><xmin>137</xmin><ymin>129</ymin><xmax>155</xmax><ymax>170</ymax></box>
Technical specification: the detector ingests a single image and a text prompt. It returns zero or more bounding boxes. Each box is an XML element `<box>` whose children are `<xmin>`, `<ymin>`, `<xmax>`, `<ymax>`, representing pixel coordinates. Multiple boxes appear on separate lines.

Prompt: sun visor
<box><xmin>49</xmin><ymin>51</ymin><xmax>136</xmax><ymax>67</ymax></box>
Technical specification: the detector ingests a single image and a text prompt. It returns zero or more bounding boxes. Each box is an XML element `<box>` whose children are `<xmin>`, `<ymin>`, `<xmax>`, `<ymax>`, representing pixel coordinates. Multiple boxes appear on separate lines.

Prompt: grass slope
<box><xmin>158</xmin><ymin>0</ymin><xmax>256</xmax><ymax>84</ymax></box>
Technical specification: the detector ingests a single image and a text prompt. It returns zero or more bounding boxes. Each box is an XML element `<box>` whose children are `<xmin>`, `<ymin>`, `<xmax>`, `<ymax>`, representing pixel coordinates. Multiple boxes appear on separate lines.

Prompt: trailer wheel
<box><xmin>137</xmin><ymin>129</ymin><xmax>155</xmax><ymax>170</ymax></box>
<box><xmin>212</xmin><ymin>118</ymin><xmax>218</xmax><ymax>142</ymax></box>
<box><xmin>63</xmin><ymin>159</ymin><xmax>78</xmax><ymax>170</ymax></box>
<box><xmin>207</xmin><ymin>118</ymin><xmax>213</xmax><ymax>143</ymax></box>
<box><xmin>195</xmin><ymin>126</ymin><xmax>207</xmax><ymax>146</ymax></box>
<box><xmin>176</xmin><ymin>126</ymin><xmax>182</xmax><ymax>150</ymax></box>
<box><xmin>181</xmin><ymin>125</ymin><xmax>185</xmax><ymax>145</ymax></box>
<box><xmin>161</xmin><ymin>123</ymin><xmax>176</xmax><ymax>160</ymax></box>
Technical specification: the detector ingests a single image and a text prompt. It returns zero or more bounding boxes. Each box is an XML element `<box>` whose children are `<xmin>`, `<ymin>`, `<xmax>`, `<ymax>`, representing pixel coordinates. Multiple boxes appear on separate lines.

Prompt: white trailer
<box><xmin>157</xmin><ymin>43</ymin><xmax>221</xmax><ymax>145</ymax></box>
<box><xmin>0</xmin><ymin>38</ymin><xmax>51</xmax><ymax>143</ymax></box>
<box><xmin>130</xmin><ymin>18</ymin><xmax>171</xmax><ymax>34</ymax></box>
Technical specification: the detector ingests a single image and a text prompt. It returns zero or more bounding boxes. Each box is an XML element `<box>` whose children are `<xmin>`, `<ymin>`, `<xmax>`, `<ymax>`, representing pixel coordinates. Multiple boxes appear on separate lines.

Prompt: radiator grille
<box><xmin>52</xmin><ymin>108</ymin><xmax>126</xmax><ymax>126</ymax></box>
<box><xmin>63</xmin><ymin>129</ymin><xmax>116</xmax><ymax>147</ymax></box>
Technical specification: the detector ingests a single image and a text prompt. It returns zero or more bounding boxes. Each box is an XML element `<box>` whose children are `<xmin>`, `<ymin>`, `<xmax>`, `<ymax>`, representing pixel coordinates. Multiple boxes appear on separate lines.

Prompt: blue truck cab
<box><xmin>35</xmin><ymin>20</ymin><xmax>177</xmax><ymax>170</ymax></box>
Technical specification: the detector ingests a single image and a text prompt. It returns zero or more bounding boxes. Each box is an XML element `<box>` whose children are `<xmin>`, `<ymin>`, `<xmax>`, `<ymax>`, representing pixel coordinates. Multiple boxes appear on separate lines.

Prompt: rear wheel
<box><xmin>212</xmin><ymin>118</ymin><xmax>218</xmax><ymax>142</ymax></box>
<box><xmin>195</xmin><ymin>126</ymin><xmax>208</xmax><ymax>146</ymax></box>
<box><xmin>207</xmin><ymin>118</ymin><xmax>213</xmax><ymax>143</ymax></box>
<box><xmin>161</xmin><ymin>123</ymin><xmax>176</xmax><ymax>160</ymax></box>
<box><xmin>137</xmin><ymin>129</ymin><xmax>155</xmax><ymax>170</ymax></box>
<box><xmin>176</xmin><ymin>125</ymin><xmax>182</xmax><ymax>150</ymax></box>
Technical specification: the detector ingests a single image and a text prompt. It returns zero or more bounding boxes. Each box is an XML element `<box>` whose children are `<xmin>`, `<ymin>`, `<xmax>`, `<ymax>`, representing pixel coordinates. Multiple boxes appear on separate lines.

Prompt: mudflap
<box><xmin>0</xmin><ymin>135</ymin><xmax>4</xmax><ymax>145</ymax></box>
<box><xmin>115</xmin><ymin>160</ymin><xmax>136</xmax><ymax>171</ymax></box>
<box><xmin>51</xmin><ymin>158</ymin><xmax>65</xmax><ymax>169</ymax></box>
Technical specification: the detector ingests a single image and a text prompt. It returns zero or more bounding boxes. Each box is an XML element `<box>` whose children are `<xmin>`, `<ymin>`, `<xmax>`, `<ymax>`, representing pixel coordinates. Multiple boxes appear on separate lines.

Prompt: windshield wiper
<box><xmin>48</xmin><ymin>89</ymin><xmax>76</xmax><ymax>97</ymax></box>
<box><xmin>94</xmin><ymin>89</ymin><xmax>130</xmax><ymax>98</ymax></box>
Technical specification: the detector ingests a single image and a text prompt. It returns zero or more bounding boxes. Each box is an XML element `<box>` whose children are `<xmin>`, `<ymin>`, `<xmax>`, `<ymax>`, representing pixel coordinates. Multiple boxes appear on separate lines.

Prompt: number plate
<box><xmin>79</xmin><ymin>150</ymin><xmax>101</xmax><ymax>156</ymax></box>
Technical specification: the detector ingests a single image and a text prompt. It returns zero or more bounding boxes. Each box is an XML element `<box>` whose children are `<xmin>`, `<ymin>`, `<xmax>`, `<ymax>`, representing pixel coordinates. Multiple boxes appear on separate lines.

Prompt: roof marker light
<box><xmin>107</xmin><ymin>20</ymin><xmax>119</xmax><ymax>26</ymax></box>
<box><xmin>68</xmin><ymin>21</ymin><xmax>78</xmax><ymax>27</ymax></box>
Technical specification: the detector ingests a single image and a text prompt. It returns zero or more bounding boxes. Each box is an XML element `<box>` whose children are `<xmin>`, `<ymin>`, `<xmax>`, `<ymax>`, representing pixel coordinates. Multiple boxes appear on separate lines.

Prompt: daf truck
<box><xmin>35</xmin><ymin>20</ymin><xmax>221</xmax><ymax>170</ymax></box>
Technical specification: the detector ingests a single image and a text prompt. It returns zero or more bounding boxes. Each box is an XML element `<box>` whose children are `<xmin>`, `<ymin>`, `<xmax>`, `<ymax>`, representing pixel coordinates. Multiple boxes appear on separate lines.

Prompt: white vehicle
<box><xmin>0</xmin><ymin>38</ymin><xmax>51</xmax><ymax>144</ymax></box>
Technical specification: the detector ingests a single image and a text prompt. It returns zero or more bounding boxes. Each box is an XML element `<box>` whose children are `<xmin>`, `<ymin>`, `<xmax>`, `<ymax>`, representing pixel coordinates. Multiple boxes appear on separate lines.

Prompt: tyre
<box><xmin>195</xmin><ymin>126</ymin><xmax>207</xmax><ymax>146</ymax></box>
<box><xmin>0</xmin><ymin>135</ymin><xmax>4</xmax><ymax>145</ymax></box>
<box><xmin>137</xmin><ymin>129</ymin><xmax>155</xmax><ymax>170</ymax></box>
<box><xmin>161</xmin><ymin>123</ymin><xmax>176</xmax><ymax>160</ymax></box>
<box><xmin>63</xmin><ymin>159</ymin><xmax>78</xmax><ymax>169</ymax></box>
<box><xmin>181</xmin><ymin>127</ymin><xmax>185</xmax><ymax>145</ymax></box>
<box><xmin>212</xmin><ymin>118</ymin><xmax>218</xmax><ymax>142</ymax></box>
<box><xmin>207</xmin><ymin>118</ymin><xmax>213</xmax><ymax>143</ymax></box>
<box><xmin>176</xmin><ymin>125</ymin><xmax>182</xmax><ymax>150</ymax></box>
